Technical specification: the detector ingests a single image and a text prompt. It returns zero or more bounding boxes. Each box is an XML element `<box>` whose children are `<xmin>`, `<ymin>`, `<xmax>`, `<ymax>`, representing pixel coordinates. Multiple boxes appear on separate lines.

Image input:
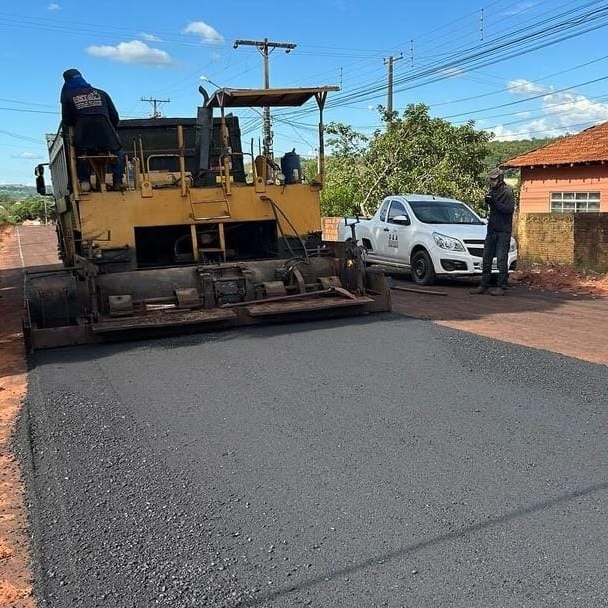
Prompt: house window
<box><xmin>550</xmin><ymin>192</ymin><xmax>600</xmax><ymax>213</ymax></box>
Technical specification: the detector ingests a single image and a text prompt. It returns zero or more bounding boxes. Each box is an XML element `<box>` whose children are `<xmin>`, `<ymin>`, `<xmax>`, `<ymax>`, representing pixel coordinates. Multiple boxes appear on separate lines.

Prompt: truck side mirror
<box><xmin>35</xmin><ymin>164</ymin><xmax>47</xmax><ymax>196</ymax></box>
<box><xmin>392</xmin><ymin>214</ymin><xmax>410</xmax><ymax>226</ymax></box>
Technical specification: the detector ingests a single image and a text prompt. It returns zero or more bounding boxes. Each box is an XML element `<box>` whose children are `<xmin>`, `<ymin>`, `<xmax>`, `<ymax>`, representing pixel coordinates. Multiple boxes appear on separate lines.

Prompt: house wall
<box><xmin>519</xmin><ymin>165</ymin><xmax>608</xmax><ymax>213</ymax></box>
<box><xmin>517</xmin><ymin>214</ymin><xmax>574</xmax><ymax>264</ymax></box>
<box><xmin>517</xmin><ymin>213</ymin><xmax>608</xmax><ymax>269</ymax></box>
<box><xmin>573</xmin><ymin>214</ymin><xmax>608</xmax><ymax>269</ymax></box>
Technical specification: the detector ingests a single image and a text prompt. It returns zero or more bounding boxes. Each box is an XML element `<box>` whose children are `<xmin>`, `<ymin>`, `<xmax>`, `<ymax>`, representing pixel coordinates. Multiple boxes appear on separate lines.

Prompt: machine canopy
<box><xmin>206</xmin><ymin>86</ymin><xmax>339</xmax><ymax>109</ymax></box>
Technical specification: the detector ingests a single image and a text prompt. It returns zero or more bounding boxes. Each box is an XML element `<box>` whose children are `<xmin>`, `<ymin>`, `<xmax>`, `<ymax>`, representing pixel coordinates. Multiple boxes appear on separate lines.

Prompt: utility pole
<box><xmin>141</xmin><ymin>97</ymin><xmax>170</xmax><ymax>118</ymax></box>
<box><xmin>383</xmin><ymin>53</ymin><xmax>403</xmax><ymax>116</ymax></box>
<box><xmin>233</xmin><ymin>38</ymin><xmax>297</xmax><ymax>159</ymax></box>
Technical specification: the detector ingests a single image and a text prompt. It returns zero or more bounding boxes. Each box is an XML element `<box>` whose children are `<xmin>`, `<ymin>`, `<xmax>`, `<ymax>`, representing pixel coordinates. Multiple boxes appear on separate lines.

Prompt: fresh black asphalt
<box><xmin>18</xmin><ymin>314</ymin><xmax>608</xmax><ymax>607</ymax></box>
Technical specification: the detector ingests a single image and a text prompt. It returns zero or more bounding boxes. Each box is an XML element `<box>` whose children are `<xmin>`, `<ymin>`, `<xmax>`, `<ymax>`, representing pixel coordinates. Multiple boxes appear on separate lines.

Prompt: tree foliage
<box><xmin>320</xmin><ymin>123</ymin><xmax>368</xmax><ymax>217</ymax></box>
<box><xmin>320</xmin><ymin>104</ymin><xmax>491</xmax><ymax>217</ymax></box>
<box><xmin>0</xmin><ymin>195</ymin><xmax>55</xmax><ymax>224</ymax></box>
<box><xmin>484</xmin><ymin>136</ymin><xmax>560</xmax><ymax>178</ymax></box>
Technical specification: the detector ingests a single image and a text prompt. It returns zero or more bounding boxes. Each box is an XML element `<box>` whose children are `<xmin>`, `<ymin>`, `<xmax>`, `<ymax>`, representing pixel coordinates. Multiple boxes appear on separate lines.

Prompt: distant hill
<box><xmin>0</xmin><ymin>184</ymin><xmax>37</xmax><ymax>201</ymax></box>
<box><xmin>485</xmin><ymin>137</ymin><xmax>561</xmax><ymax>177</ymax></box>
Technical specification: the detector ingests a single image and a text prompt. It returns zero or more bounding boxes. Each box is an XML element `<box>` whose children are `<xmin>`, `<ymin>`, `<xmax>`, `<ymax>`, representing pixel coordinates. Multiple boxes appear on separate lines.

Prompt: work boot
<box><xmin>490</xmin><ymin>287</ymin><xmax>507</xmax><ymax>296</ymax></box>
<box><xmin>469</xmin><ymin>285</ymin><xmax>488</xmax><ymax>295</ymax></box>
<box><xmin>110</xmin><ymin>179</ymin><xmax>126</xmax><ymax>192</ymax></box>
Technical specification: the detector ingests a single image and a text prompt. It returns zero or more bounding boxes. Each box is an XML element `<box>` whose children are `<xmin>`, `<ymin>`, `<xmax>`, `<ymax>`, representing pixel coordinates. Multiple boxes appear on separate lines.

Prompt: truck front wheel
<box><xmin>411</xmin><ymin>250</ymin><xmax>436</xmax><ymax>286</ymax></box>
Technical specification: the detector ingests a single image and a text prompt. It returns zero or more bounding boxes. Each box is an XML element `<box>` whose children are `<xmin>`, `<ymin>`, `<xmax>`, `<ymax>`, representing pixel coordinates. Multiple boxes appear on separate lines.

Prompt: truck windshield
<box><xmin>408</xmin><ymin>200</ymin><xmax>483</xmax><ymax>225</ymax></box>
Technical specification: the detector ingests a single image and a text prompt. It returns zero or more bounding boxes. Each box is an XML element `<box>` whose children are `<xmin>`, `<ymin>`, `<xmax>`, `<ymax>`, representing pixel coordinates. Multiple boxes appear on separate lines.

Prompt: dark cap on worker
<box><xmin>63</xmin><ymin>68</ymin><xmax>82</xmax><ymax>81</ymax></box>
<box><xmin>489</xmin><ymin>168</ymin><xmax>504</xmax><ymax>180</ymax></box>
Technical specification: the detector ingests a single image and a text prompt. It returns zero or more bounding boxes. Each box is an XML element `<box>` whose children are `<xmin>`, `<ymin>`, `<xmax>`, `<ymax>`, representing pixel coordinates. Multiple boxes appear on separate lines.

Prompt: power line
<box><xmin>332</xmin><ymin>3</ymin><xmax>608</xmax><ymax>110</ymax></box>
<box><xmin>439</xmin><ymin>73</ymin><xmax>608</xmax><ymax>120</ymax></box>
<box><xmin>0</xmin><ymin>129</ymin><xmax>46</xmax><ymax>144</ymax></box>
<box><xmin>0</xmin><ymin>106</ymin><xmax>59</xmax><ymax>115</ymax></box>
<box><xmin>490</xmin><ymin>119</ymin><xmax>605</xmax><ymax>140</ymax></box>
<box><xmin>0</xmin><ymin>97</ymin><xmax>56</xmax><ymax>108</ymax></box>
<box><xmin>273</xmin><ymin>2</ymin><xmax>608</xmax><ymax>125</ymax></box>
<box><xmin>3</xmin><ymin>2</ymin><xmax>608</xmax><ymax>160</ymax></box>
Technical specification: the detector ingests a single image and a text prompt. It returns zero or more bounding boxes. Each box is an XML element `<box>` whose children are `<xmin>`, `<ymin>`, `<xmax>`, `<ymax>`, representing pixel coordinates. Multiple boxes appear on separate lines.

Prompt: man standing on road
<box><xmin>470</xmin><ymin>168</ymin><xmax>515</xmax><ymax>296</ymax></box>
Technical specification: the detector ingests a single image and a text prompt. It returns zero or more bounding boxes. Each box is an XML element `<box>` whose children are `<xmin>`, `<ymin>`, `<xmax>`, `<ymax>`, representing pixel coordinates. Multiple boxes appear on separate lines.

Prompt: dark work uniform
<box><xmin>60</xmin><ymin>75</ymin><xmax>124</xmax><ymax>186</ymax></box>
<box><xmin>480</xmin><ymin>181</ymin><xmax>515</xmax><ymax>289</ymax></box>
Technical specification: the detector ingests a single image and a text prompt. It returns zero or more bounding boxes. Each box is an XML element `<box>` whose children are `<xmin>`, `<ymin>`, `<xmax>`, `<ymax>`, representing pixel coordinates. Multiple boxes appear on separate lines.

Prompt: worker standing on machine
<box><xmin>60</xmin><ymin>68</ymin><xmax>125</xmax><ymax>191</ymax></box>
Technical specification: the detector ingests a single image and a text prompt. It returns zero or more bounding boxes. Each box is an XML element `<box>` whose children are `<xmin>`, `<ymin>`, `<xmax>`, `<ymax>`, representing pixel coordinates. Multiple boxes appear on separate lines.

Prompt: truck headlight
<box><xmin>433</xmin><ymin>232</ymin><xmax>465</xmax><ymax>252</ymax></box>
<box><xmin>509</xmin><ymin>237</ymin><xmax>517</xmax><ymax>253</ymax></box>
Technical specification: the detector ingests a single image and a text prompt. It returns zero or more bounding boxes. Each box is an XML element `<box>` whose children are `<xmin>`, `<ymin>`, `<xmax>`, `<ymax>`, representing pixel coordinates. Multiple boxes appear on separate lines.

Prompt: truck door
<box><xmin>383</xmin><ymin>199</ymin><xmax>412</xmax><ymax>264</ymax></box>
<box><xmin>369</xmin><ymin>199</ymin><xmax>392</xmax><ymax>261</ymax></box>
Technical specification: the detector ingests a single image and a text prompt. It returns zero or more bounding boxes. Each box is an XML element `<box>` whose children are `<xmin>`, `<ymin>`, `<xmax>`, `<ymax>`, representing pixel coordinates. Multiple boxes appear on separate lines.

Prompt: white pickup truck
<box><xmin>337</xmin><ymin>194</ymin><xmax>517</xmax><ymax>285</ymax></box>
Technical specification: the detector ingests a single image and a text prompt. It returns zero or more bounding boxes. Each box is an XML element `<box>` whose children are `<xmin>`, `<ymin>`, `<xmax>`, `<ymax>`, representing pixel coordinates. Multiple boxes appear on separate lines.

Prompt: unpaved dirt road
<box><xmin>390</xmin><ymin>273</ymin><xmax>608</xmax><ymax>366</ymax></box>
<box><xmin>2</xmin><ymin>225</ymin><xmax>608</xmax><ymax>607</ymax></box>
<box><xmin>1</xmin><ymin>225</ymin><xmax>58</xmax><ymax>608</ymax></box>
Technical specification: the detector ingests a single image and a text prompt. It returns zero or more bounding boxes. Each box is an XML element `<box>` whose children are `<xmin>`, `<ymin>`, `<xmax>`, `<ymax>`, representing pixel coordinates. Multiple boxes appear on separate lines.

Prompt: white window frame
<box><xmin>550</xmin><ymin>191</ymin><xmax>600</xmax><ymax>213</ymax></box>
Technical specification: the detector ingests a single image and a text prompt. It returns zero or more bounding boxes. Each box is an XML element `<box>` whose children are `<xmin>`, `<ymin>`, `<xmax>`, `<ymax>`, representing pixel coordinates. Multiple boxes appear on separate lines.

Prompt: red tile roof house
<box><xmin>501</xmin><ymin>122</ymin><xmax>608</xmax><ymax>269</ymax></box>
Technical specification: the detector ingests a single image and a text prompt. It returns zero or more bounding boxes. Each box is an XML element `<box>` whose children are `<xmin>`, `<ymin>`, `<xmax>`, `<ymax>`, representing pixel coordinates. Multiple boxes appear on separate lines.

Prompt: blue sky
<box><xmin>2</xmin><ymin>0</ymin><xmax>608</xmax><ymax>185</ymax></box>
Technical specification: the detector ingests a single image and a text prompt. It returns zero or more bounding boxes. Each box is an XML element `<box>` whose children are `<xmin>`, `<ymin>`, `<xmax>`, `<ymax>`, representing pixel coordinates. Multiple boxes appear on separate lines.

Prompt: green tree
<box><xmin>320</xmin><ymin>105</ymin><xmax>491</xmax><ymax>217</ymax></box>
<box><xmin>320</xmin><ymin>122</ymin><xmax>368</xmax><ymax>217</ymax></box>
<box><xmin>484</xmin><ymin>136</ymin><xmax>560</xmax><ymax>179</ymax></box>
<box><xmin>4</xmin><ymin>196</ymin><xmax>55</xmax><ymax>223</ymax></box>
<box><xmin>360</xmin><ymin>105</ymin><xmax>490</xmax><ymax>214</ymax></box>
<box><xmin>0</xmin><ymin>205</ymin><xmax>10</xmax><ymax>224</ymax></box>
<box><xmin>301</xmin><ymin>157</ymin><xmax>318</xmax><ymax>183</ymax></box>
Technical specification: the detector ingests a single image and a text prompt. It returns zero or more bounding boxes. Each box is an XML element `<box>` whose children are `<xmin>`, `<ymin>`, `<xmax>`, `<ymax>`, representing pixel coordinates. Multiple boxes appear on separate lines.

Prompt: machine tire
<box><xmin>411</xmin><ymin>249</ymin><xmax>436</xmax><ymax>286</ymax></box>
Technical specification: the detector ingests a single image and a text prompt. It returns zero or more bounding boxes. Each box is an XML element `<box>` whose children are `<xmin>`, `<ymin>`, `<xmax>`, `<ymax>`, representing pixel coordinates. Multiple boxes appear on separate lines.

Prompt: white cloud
<box><xmin>490</xmin><ymin>80</ymin><xmax>608</xmax><ymax>140</ymax></box>
<box><xmin>492</xmin><ymin>118</ymin><xmax>565</xmax><ymax>141</ymax></box>
<box><xmin>140</xmin><ymin>32</ymin><xmax>162</xmax><ymax>42</ymax></box>
<box><xmin>544</xmin><ymin>91</ymin><xmax>608</xmax><ymax>124</ymax></box>
<box><xmin>47</xmin><ymin>3</ymin><xmax>61</xmax><ymax>10</ymax></box>
<box><xmin>10</xmin><ymin>151</ymin><xmax>43</xmax><ymax>160</ymax></box>
<box><xmin>507</xmin><ymin>79</ymin><xmax>551</xmax><ymax>96</ymax></box>
<box><xmin>86</xmin><ymin>40</ymin><xmax>173</xmax><ymax>66</ymax></box>
<box><xmin>183</xmin><ymin>21</ymin><xmax>224</xmax><ymax>44</ymax></box>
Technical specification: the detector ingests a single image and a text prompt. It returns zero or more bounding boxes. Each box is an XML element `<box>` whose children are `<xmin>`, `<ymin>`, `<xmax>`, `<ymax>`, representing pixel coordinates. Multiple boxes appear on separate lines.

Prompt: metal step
<box><xmin>92</xmin><ymin>308</ymin><xmax>237</xmax><ymax>333</ymax></box>
<box><xmin>245</xmin><ymin>295</ymin><xmax>374</xmax><ymax>317</ymax></box>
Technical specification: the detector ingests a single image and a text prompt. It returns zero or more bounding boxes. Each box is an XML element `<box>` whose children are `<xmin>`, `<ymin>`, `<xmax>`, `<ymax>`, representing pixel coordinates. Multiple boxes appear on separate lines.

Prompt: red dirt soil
<box><xmin>512</xmin><ymin>263</ymin><xmax>608</xmax><ymax>297</ymax></box>
<box><xmin>0</xmin><ymin>225</ymin><xmax>35</xmax><ymax>607</ymax></box>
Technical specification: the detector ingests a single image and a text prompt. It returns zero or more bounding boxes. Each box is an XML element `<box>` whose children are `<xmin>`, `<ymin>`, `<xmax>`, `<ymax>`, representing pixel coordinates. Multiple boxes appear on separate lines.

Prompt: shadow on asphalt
<box><xmin>236</xmin><ymin>479</ymin><xmax>608</xmax><ymax>606</ymax></box>
<box><xmin>28</xmin><ymin>312</ymin><xmax>408</xmax><ymax>366</ymax></box>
